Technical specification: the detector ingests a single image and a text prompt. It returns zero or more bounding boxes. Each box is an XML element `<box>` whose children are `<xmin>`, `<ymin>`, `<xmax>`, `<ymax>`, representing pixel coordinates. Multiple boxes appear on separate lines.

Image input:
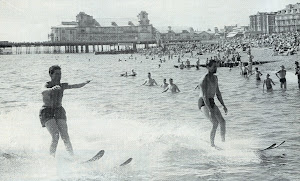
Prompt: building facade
<box><xmin>50</xmin><ymin>11</ymin><xmax>156</xmax><ymax>43</ymax></box>
<box><xmin>275</xmin><ymin>3</ymin><xmax>300</xmax><ymax>33</ymax></box>
<box><xmin>249</xmin><ymin>12</ymin><xmax>276</xmax><ymax>35</ymax></box>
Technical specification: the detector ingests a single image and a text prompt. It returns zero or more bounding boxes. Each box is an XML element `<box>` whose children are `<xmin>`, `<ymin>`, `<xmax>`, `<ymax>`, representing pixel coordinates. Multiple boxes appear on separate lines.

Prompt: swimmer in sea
<box><xmin>40</xmin><ymin>65</ymin><xmax>91</xmax><ymax>157</ymax></box>
<box><xmin>179</xmin><ymin>62</ymin><xmax>185</xmax><ymax>69</ymax></box>
<box><xmin>242</xmin><ymin>64</ymin><xmax>249</xmax><ymax>78</ymax></box>
<box><xmin>120</xmin><ymin>72</ymin><xmax>128</xmax><ymax>77</ymax></box>
<box><xmin>142</xmin><ymin>72</ymin><xmax>158</xmax><ymax>86</ymax></box>
<box><xmin>263</xmin><ymin>74</ymin><xmax>275</xmax><ymax>92</ymax></box>
<box><xmin>198</xmin><ymin>59</ymin><xmax>228</xmax><ymax>148</ymax></box>
<box><xmin>252</xmin><ymin>67</ymin><xmax>263</xmax><ymax>81</ymax></box>
<box><xmin>162</xmin><ymin>78</ymin><xmax>180</xmax><ymax>93</ymax></box>
<box><xmin>275</xmin><ymin>65</ymin><xmax>287</xmax><ymax>89</ymax></box>
<box><xmin>161</xmin><ymin>78</ymin><xmax>169</xmax><ymax>89</ymax></box>
<box><xmin>129</xmin><ymin>69</ymin><xmax>137</xmax><ymax>76</ymax></box>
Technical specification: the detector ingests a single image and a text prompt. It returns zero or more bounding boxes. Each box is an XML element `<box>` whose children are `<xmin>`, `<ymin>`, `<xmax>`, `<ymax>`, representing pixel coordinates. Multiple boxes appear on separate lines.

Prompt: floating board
<box><xmin>259</xmin><ymin>141</ymin><xmax>285</xmax><ymax>151</ymax></box>
<box><xmin>120</xmin><ymin>158</ymin><xmax>133</xmax><ymax>166</ymax></box>
<box><xmin>81</xmin><ymin>150</ymin><xmax>105</xmax><ymax>163</ymax></box>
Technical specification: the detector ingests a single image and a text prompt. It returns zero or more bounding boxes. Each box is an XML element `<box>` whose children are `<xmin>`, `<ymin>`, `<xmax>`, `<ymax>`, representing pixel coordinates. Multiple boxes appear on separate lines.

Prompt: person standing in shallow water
<box><xmin>263</xmin><ymin>74</ymin><xmax>275</xmax><ymax>92</ymax></box>
<box><xmin>275</xmin><ymin>65</ymin><xmax>287</xmax><ymax>89</ymax></box>
<box><xmin>197</xmin><ymin>60</ymin><xmax>228</xmax><ymax>148</ymax></box>
<box><xmin>295</xmin><ymin>61</ymin><xmax>300</xmax><ymax>89</ymax></box>
<box><xmin>39</xmin><ymin>65</ymin><xmax>91</xmax><ymax>157</ymax></box>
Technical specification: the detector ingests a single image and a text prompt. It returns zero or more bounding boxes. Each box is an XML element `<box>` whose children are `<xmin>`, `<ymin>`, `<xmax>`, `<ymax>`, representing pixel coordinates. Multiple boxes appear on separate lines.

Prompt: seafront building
<box><xmin>249</xmin><ymin>12</ymin><xmax>276</xmax><ymax>35</ymax></box>
<box><xmin>275</xmin><ymin>3</ymin><xmax>300</xmax><ymax>33</ymax></box>
<box><xmin>249</xmin><ymin>3</ymin><xmax>300</xmax><ymax>35</ymax></box>
<box><xmin>50</xmin><ymin>11</ymin><xmax>157</xmax><ymax>44</ymax></box>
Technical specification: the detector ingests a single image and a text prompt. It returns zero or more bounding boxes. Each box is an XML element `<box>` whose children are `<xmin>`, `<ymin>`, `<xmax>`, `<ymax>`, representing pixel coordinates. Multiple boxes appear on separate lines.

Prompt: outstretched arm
<box><xmin>66</xmin><ymin>80</ymin><xmax>91</xmax><ymax>89</ymax></box>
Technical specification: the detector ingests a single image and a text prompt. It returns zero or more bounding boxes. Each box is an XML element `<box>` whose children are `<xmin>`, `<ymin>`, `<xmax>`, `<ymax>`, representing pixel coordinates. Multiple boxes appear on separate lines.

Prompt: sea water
<box><xmin>0</xmin><ymin>48</ymin><xmax>299</xmax><ymax>181</ymax></box>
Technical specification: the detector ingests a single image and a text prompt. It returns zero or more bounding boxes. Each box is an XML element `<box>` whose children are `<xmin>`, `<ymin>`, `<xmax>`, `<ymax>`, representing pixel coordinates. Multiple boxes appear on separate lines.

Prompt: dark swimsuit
<box><xmin>199</xmin><ymin>98</ymin><xmax>215</xmax><ymax>109</ymax></box>
<box><xmin>280</xmin><ymin>78</ymin><xmax>286</xmax><ymax>83</ymax></box>
<box><xmin>39</xmin><ymin>82</ymin><xmax>67</xmax><ymax>127</ymax></box>
<box><xmin>39</xmin><ymin>106</ymin><xmax>66</xmax><ymax>127</ymax></box>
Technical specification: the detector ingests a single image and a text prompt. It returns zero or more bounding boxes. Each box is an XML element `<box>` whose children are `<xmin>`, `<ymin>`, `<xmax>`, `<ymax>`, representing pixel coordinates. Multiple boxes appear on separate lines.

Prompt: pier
<box><xmin>0</xmin><ymin>40</ymin><xmax>156</xmax><ymax>55</ymax></box>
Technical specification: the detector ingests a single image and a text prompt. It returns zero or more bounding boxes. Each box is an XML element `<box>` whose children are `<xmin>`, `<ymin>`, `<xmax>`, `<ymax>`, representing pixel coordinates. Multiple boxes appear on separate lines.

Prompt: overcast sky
<box><xmin>0</xmin><ymin>0</ymin><xmax>299</xmax><ymax>42</ymax></box>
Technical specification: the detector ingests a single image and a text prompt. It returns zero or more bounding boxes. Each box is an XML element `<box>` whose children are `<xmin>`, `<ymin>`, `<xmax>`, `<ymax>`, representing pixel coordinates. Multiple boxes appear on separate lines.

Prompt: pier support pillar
<box><xmin>101</xmin><ymin>45</ymin><xmax>103</xmax><ymax>52</ymax></box>
<box><xmin>81</xmin><ymin>46</ymin><xmax>84</xmax><ymax>53</ymax></box>
<box><xmin>133</xmin><ymin>43</ymin><xmax>137</xmax><ymax>52</ymax></box>
<box><xmin>85</xmin><ymin>45</ymin><xmax>89</xmax><ymax>53</ymax></box>
<box><xmin>93</xmin><ymin>45</ymin><xmax>95</xmax><ymax>53</ymax></box>
<box><xmin>76</xmin><ymin>46</ymin><xmax>79</xmax><ymax>53</ymax></box>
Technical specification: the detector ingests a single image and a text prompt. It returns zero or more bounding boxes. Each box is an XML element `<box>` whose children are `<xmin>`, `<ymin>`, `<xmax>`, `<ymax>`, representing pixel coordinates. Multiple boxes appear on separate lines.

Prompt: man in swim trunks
<box><xmin>40</xmin><ymin>65</ymin><xmax>91</xmax><ymax>157</ymax></box>
<box><xmin>198</xmin><ymin>59</ymin><xmax>228</xmax><ymax>148</ymax></box>
<box><xmin>142</xmin><ymin>72</ymin><xmax>158</xmax><ymax>86</ymax></box>
<box><xmin>242</xmin><ymin>64</ymin><xmax>249</xmax><ymax>77</ymax></box>
<box><xmin>162</xmin><ymin>78</ymin><xmax>180</xmax><ymax>93</ymax></box>
<box><xmin>161</xmin><ymin>78</ymin><xmax>169</xmax><ymax>89</ymax></box>
<box><xmin>295</xmin><ymin>61</ymin><xmax>300</xmax><ymax>89</ymax></box>
<box><xmin>254</xmin><ymin>67</ymin><xmax>263</xmax><ymax>81</ymax></box>
<box><xmin>275</xmin><ymin>65</ymin><xmax>287</xmax><ymax>89</ymax></box>
<box><xmin>263</xmin><ymin>74</ymin><xmax>275</xmax><ymax>92</ymax></box>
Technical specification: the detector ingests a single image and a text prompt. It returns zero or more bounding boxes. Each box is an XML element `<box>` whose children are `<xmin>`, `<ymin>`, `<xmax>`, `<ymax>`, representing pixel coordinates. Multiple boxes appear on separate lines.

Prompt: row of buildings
<box><xmin>49</xmin><ymin>11</ymin><xmax>236</xmax><ymax>44</ymax></box>
<box><xmin>250</xmin><ymin>3</ymin><xmax>300</xmax><ymax>35</ymax></box>
<box><xmin>49</xmin><ymin>3</ymin><xmax>300</xmax><ymax>45</ymax></box>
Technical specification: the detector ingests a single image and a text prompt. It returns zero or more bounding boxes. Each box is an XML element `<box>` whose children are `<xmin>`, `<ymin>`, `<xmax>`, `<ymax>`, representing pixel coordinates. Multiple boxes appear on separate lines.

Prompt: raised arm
<box><xmin>66</xmin><ymin>80</ymin><xmax>91</xmax><ymax>89</ymax></box>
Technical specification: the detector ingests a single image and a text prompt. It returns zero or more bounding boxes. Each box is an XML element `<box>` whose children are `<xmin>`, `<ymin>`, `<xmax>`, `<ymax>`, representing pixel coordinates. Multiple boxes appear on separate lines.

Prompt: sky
<box><xmin>0</xmin><ymin>0</ymin><xmax>300</xmax><ymax>42</ymax></box>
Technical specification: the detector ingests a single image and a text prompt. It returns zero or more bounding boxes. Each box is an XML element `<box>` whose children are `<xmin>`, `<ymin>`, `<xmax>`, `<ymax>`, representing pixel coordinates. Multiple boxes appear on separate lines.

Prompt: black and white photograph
<box><xmin>0</xmin><ymin>0</ymin><xmax>299</xmax><ymax>180</ymax></box>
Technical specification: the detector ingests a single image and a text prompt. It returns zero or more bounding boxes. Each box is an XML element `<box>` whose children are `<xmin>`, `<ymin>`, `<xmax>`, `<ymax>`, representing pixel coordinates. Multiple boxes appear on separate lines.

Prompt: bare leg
<box><xmin>45</xmin><ymin>119</ymin><xmax>60</xmax><ymax>157</ymax></box>
<box><xmin>214</xmin><ymin>107</ymin><xmax>226</xmax><ymax>142</ymax></box>
<box><xmin>201</xmin><ymin>106</ymin><xmax>219</xmax><ymax>147</ymax></box>
<box><xmin>56</xmin><ymin>119</ymin><xmax>74</xmax><ymax>156</ymax></box>
<box><xmin>210</xmin><ymin>117</ymin><xmax>219</xmax><ymax>147</ymax></box>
